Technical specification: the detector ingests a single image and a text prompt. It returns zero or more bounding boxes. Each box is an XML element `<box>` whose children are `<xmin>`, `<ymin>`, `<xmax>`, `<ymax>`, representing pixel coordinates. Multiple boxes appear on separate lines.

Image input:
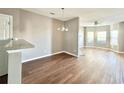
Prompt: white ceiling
<box><xmin>23</xmin><ymin>8</ymin><xmax>124</xmax><ymax>26</ymax></box>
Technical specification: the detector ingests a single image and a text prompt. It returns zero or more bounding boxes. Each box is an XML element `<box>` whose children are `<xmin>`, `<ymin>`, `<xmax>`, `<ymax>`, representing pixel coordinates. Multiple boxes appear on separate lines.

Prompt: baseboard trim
<box><xmin>83</xmin><ymin>46</ymin><xmax>124</xmax><ymax>54</ymax></box>
<box><xmin>109</xmin><ymin>49</ymin><xmax>124</xmax><ymax>54</ymax></box>
<box><xmin>22</xmin><ymin>51</ymin><xmax>64</xmax><ymax>63</ymax></box>
<box><xmin>63</xmin><ymin>51</ymin><xmax>78</xmax><ymax>57</ymax></box>
<box><xmin>22</xmin><ymin>51</ymin><xmax>78</xmax><ymax>63</ymax></box>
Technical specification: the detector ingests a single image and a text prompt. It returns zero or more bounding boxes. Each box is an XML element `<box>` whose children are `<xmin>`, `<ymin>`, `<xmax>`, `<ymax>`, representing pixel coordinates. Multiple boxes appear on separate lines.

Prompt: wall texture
<box><xmin>19</xmin><ymin>10</ymin><xmax>64</xmax><ymax>61</ymax></box>
<box><xmin>51</xmin><ymin>19</ymin><xmax>64</xmax><ymax>53</ymax></box>
<box><xmin>64</xmin><ymin>17</ymin><xmax>79</xmax><ymax>56</ymax></box>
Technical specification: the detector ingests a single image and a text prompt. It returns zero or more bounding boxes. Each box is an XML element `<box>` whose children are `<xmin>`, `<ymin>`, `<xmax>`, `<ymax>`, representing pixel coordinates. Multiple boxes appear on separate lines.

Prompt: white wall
<box><xmin>110</xmin><ymin>23</ymin><xmax>119</xmax><ymax>51</ymax></box>
<box><xmin>78</xmin><ymin>29</ymin><xmax>84</xmax><ymax>48</ymax></box>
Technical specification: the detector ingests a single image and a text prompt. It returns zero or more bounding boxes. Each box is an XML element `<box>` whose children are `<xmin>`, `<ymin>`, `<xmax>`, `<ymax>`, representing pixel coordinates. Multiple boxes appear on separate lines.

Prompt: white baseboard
<box><xmin>63</xmin><ymin>51</ymin><xmax>78</xmax><ymax>57</ymax></box>
<box><xmin>22</xmin><ymin>51</ymin><xmax>78</xmax><ymax>63</ymax></box>
<box><xmin>109</xmin><ymin>49</ymin><xmax>124</xmax><ymax>54</ymax></box>
<box><xmin>83</xmin><ymin>46</ymin><xmax>124</xmax><ymax>54</ymax></box>
<box><xmin>22</xmin><ymin>51</ymin><xmax>64</xmax><ymax>63</ymax></box>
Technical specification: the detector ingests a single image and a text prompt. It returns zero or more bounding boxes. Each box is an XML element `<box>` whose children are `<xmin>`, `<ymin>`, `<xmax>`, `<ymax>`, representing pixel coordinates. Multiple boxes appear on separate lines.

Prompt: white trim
<box><xmin>22</xmin><ymin>51</ymin><xmax>64</xmax><ymax>63</ymax></box>
<box><xmin>109</xmin><ymin>49</ymin><xmax>124</xmax><ymax>54</ymax></box>
<box><xmin>85</xmin><ymin>46</ymin><xmax>111</xmax><ymax>51</ymax></box>
<box><xmin>22</xmin><ymin>47</ymin><xmax>124</xmax><ymax>63</ymax></box>
<box><xmin>22</xmin><ymin>51</ymin><xmax>78</xmax><ymax>63</ymax></box>
<box><xmin>63</xmin><ymin>51</ymin><xmax>78</xmax><ymax>57</ymax></box>
<box><xmin>7</xmin><ymin>50</ymin><xmax>21</xmax><ymax>53</ymax></box>
<box><xmin>83</xmin><ymin>46</ymin><xmax>124</xmax><ymax>54</ymax></box>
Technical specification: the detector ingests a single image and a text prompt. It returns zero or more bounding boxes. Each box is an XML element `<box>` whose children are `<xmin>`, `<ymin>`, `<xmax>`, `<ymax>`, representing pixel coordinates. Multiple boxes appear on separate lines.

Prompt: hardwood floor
<box><xmin>22</xmin><ymin>48</ymin><xmax>124</xmax><ymax>84</ymax></box>
<box><xmin>1</xmin><ymin>48</ymin><xmax>124</xmax><ymax>84</ymax></box>
<box><xmin>0</xmin><ymin>74</ymin><xmax>7</xmax><ymax>84</ymax></box>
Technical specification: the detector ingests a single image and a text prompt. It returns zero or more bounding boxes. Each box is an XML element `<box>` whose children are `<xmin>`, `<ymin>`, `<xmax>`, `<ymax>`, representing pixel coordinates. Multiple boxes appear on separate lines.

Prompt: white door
<box><xmin>0</xmin><ymin>14</ymin><xmax>10</xmax><ymax>40</ymax></box>
<box><xmin>0</xmin><ymin>14</ymin><xmax>12</xmax><ymax>76</ymax></box>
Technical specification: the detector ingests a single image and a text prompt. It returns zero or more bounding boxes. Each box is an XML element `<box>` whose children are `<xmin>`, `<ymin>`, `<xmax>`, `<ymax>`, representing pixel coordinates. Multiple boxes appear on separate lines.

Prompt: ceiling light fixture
<box><xmin>57</xmin><ymin>8</ymin><xmax>68</xmax><ymax>32</ymax></box>
<box><xmin>94</xmin><ymin>21</ymin><xmax>98</xmax><ymax>25</ymax></box>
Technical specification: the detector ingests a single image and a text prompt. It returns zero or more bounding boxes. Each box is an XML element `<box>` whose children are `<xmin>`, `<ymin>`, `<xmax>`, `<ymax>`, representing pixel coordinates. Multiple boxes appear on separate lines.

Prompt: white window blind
<box><xmin>86</xmin><ymin>31</ymin><xmax>94</xmax><ymax>45</ymax></box>
<box><xmin>111</xmin><ymin>30</ymin><xmax>118</xmax><ymax>46</ymax></box>
<box><xmin>96</xmin><ymin>31</ymin><xmax>106</xmax><ymax>44</ymax></box>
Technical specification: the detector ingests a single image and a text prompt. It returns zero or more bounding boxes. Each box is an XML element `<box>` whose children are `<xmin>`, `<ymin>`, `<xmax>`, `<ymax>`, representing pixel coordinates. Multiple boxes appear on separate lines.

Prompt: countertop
<box><xmin>0</xmin><ymin>39</ymin><xmax>34</xmax><ymax>51</ymax></box>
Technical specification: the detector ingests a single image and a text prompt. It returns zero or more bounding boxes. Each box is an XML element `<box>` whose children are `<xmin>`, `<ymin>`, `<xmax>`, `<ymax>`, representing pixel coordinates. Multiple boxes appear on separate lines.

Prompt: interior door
<box><xmin>0</xmin><ymin>14</ymin><xmax>10</xmax><ymax>40</ymax></box>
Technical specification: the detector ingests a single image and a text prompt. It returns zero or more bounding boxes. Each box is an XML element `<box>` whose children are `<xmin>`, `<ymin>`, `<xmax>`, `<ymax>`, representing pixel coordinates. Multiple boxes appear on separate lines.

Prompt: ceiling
<box><xmin>23</xmin><ymin>8</ymin><xmax>124</xmax><ymax>26</ymax></box>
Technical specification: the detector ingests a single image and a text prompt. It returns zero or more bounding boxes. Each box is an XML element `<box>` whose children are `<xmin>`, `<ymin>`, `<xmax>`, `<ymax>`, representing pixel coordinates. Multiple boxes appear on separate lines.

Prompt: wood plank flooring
<box><xmin>22</xmin><ymin>48</ymin><xmax>124</xmax><ymax>84</ymax></box>
<box><xmin>0</xmin><ymin>74</ymin><xmax>7</xmax><ymax>84</ymax></box>
<box><xmin>1</xmin><ymin>48</ymin><xmax>124</xmax><ymax>84</ymax></box>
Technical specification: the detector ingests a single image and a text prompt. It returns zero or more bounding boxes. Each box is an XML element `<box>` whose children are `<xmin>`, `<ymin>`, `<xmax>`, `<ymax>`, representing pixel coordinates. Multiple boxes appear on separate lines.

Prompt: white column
<box><xmin>7</xmin><ymin>50</ymin><xmax>22</xmax><ymax>84</ymax></box>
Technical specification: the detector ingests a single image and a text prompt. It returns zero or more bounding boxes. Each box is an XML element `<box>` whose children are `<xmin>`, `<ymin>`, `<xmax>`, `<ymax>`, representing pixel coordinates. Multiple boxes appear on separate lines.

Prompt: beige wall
<box><xmin>64</xmin><ymin>17</ymin><xmax>79</xmax><ymax>56</ymax></box>
<box><xmin>19</xmin><ymin>10</ymin><xmax>64</xmax><ymax>61</ymax></box>
<box><xmin>51</xmin><ymin>19</ymin><xmax>64</xmax><ymax>53</ymax></box>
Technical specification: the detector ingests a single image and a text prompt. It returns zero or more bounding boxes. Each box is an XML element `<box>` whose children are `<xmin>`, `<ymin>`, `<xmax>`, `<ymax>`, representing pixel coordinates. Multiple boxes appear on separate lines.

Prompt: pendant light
<box><xmin>57</xmin><ymin>8</ymin><xmax>68</xmax><ymax>32</ymax></box>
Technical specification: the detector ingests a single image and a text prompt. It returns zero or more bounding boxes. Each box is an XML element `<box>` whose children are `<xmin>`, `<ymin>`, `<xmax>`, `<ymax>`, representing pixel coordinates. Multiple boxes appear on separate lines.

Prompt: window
<box><xmin>86</xmin><ymin>31</ymin><xmax>94</xmax><ymax>45</ymax></box>
<box><xmin>96</xmin><ymin>31</ymin><xmax>106</xmax><ymax>44</ymax></box>
<box><xmin>111</xmin><ymin>30</ymin><xmax>118</xmax><ymax>46</ymax></box>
